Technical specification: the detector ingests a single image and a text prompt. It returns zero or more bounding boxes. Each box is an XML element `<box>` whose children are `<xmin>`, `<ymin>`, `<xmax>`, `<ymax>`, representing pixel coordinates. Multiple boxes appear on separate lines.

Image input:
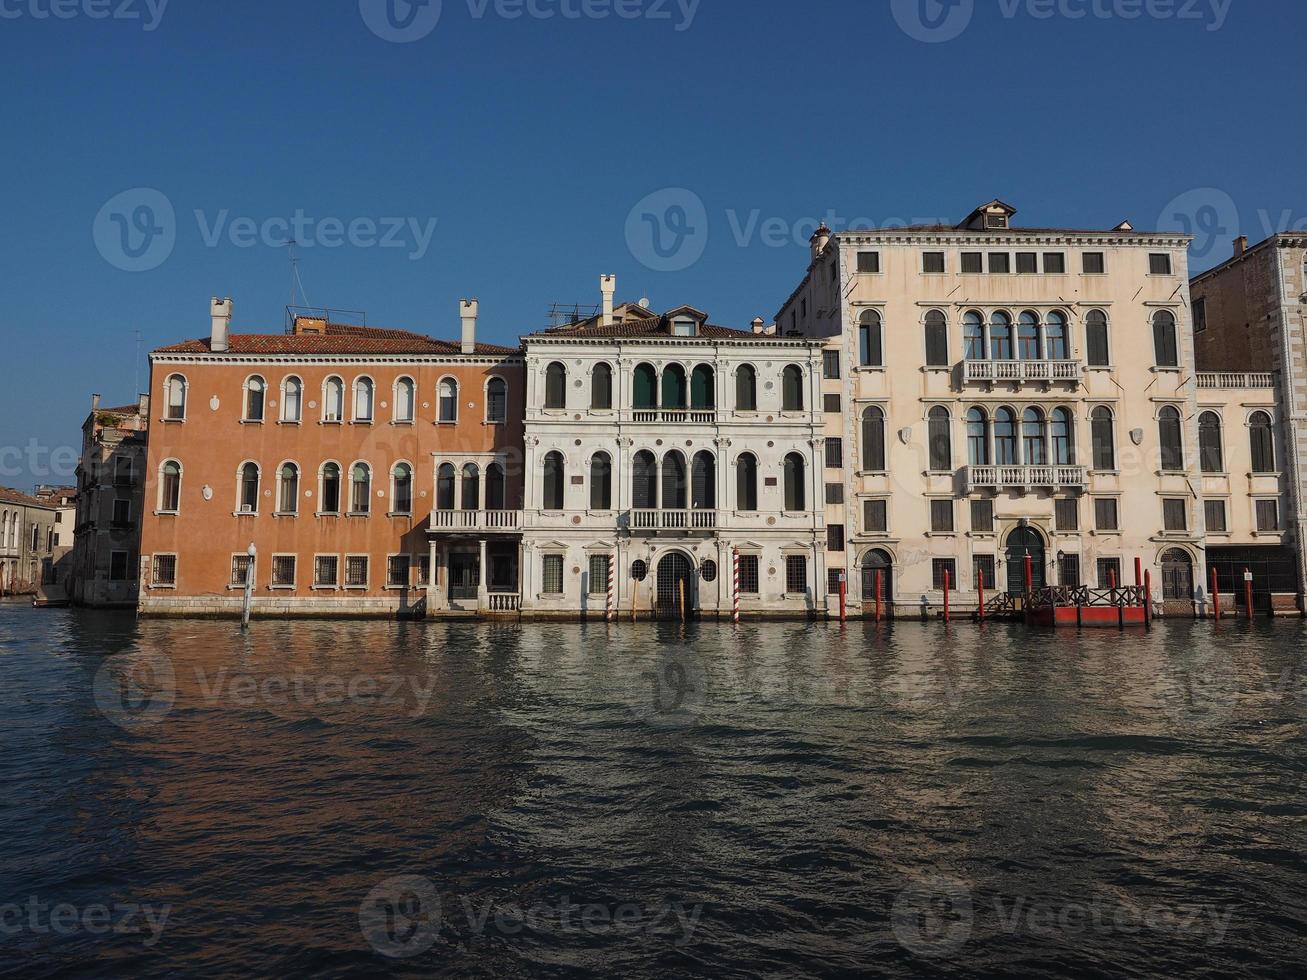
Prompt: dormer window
<box><xmin>986</xmin><ymin>213</ymin><xmax>1009</xmax><ymax>230</ymax></box>
<box><xmin>672</xmin><ymin>316</ymin><xmax>696</xmax><ymax>337</ymax></box>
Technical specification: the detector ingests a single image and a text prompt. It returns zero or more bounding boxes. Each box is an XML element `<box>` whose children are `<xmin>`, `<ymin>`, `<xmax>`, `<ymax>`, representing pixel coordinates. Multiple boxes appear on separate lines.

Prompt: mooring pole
<box><xmin>732</xmin><ymin>549</ymin><xmax>740</xmax><ymax>626</ymax></box>
<box><xmin>1024</xmin><ymin>553</ymin><xmax>1033</xmax><ymax>626</ymax></box>
<box><xmin>241</xmin><ymin>543</ymin><xmax>256</xmax><ymax>629</ymax></box>
<box><xmin>1144</xmin><ymin>569</ymin><xmax>1153</xmax><ymax>628</ymax></box>
<box><xmin>875</xmin><ymin>569</ymin><xmax>883</xmax><ymax>623</ymax></box>
<box><xmin>1134</xmin><ymin>556</ymin><xmax>1142</xmax><ymax>587</ymax></box>
<box><xmin>1211</xmin><ymin>566</ymin><xmax>1221</xmax><ymax>621</ymax></box>
<box><xmin>838</xmin><ymin>569</ymin><xmax>847</xmax><ymax>623</ymax></box>
<box><xmin>679</xmin><ymin>579</ymin><xmax>687</xmax><ymax>622</ymax></box>
<box><xmin>943</xmin><ymin>568</ymin><xmax>950</xmax><ymax>624</ymax></box>
<box><xmin>1244</xmin><ymin>568</ymin><xmax>1254</xmax><ymax>621</ymax></box>
<box><xmin>977</xmin><ymin>565</ymin><xmax>985</xmax><ymax>624</ymax></box>
<box><xmin>606</xmin><ymin>553</ymin><xmax>615</xmax><ymax>622</ymax></box>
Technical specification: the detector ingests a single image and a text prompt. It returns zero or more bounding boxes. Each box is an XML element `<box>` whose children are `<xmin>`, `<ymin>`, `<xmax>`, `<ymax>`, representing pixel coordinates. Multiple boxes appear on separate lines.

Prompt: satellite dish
<box><xmin>639</xmin><ymin>297</ymin><xmax>650</xmax><ymax>308</ymax></box>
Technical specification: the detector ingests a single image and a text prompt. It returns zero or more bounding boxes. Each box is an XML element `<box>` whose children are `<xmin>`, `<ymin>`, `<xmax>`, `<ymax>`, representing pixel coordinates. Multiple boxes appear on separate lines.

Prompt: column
<box><xmin>478</xmin><ymin>538</ymin><xmax>488</xmax><ymax>610</ymax></box>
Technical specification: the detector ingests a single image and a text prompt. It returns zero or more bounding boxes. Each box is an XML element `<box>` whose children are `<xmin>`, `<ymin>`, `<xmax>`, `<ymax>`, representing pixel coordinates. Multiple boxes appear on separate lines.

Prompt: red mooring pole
<box><xmin>1245</xmin><ymin>567</ymin><xmax>1254</xmax><ymax>621</ymax></box>
<box><xmin>875</xmin><ymin>569</ymin><xmax>883</xmax><ymax>623</ymax></box>
<box><xmin>1134</xmin><ymin>557</ymin><xmax>1142</xmax><ymax>587</ymax></box>
<box><xmin>838</xmin><ymin>570</ymin><xmax>847</xmax><ymax>623</ymax></box>
<box><xmin>977</xmin><ymin>565</ymin><xmax>985</xmax><ymax>623</ymax></box>
<box><xmin>943</xmin><ymin>568</ymin><xmax>950</xmax><ymax>624</ymax></box>
<box><xmin>1211</xmin><ymin>566</ymin><xmax>1221</xmax><ymax>621</ymax></box>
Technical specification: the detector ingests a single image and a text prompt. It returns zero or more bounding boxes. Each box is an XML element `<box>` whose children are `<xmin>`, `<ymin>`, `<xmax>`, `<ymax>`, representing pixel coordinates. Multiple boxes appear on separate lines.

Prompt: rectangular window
<box><xmin>922</xmin><ymin>251</ymin><xmax>946</xmax><ymax>274</ymax></box>
<box><xmin>975</xmin><ymin>555</ymin><xmax>996</xmax><ymax>591</ymax></box>
<box><xmin>1205</xmin><ymin>499</ymin><xmax>1228</xmax><ymax>533</ymax></box>
<box><xmin>1043</xmin><ymin>252</ymin><xmax>1066</xmax><ymax>274</ymax></box>
<box><xmin>112</xmin><ymin>498</ymin><xmax>131</xmax><ymax>524</ymax></box>
<box><xmin>1058</xmin><ymin>554</ymin><xmax>1081</xmax><ymax>587</ymax></box>
<box><xmin>864</xmin><ymin>499</ymin><xmax>888</xmax><ymax>533</ymax></box>
<box><xmin>110</xmin><ymin>551</ymin><xmax>130</xmax><ymax>581</ymax></box>
<box><xmin>315</xmin><ymin>555</ymin><xmax>339</xmax><ymax>587</ymax></box>
<box><xmin>1149</xmin><ymin>253</ymin><xmax>1173</xmax><ymax>276</ymax></box>
<box><xmin>114</xmin><ymin>457</ymin><xmax>133</xmax><ymax>487</ymax></box>
<box><xmin>1097</xmin><ymin>557</ymin><xmax>1122</xmax><ymax>588</ymax></box>
<box><xmin>738</xmin><ymin>554</ymin><xmax>759</xmax><ymax>594</ymax></box>
<box><xmin>1095</xmin><ymin>498</ymin><xmax>1120</xmax><ymax>531</ymax></box>
<box><xmin>542</xmin><ymin>554</ymin><xmax>564</xmax><ymax>594</ymax></box>
<box><xmin>961</xmin><ymin>252</ymin><xmax>983</xmax><ymax>274</ymax></box>
<box><xmin>230</xmin><ymin>554</ymin><xmax>253</xmax><ymax>587</ymax></box>
<box><xmin>152</xmin><ymin>554</ymin><xmax>176</xmax><ymax>586</ymax></box>
<box><xmin>932</xmin><ymin>558</ymin><xmax>957</xmax><ymax>590</ymax></box>
<box><xmin>1163</xmin><ymin>498</ymin><xmax>1188</xmax><ymax>532</ymax></box>
<box><xmin>823</xmin><ymin>350</ymin><xmax>841</xmax><ymax>379</ymax></box>
<box><xmin>588</xmin><ymin>554</ymin><xmax>610</xmax><ymax>595</ymax></box>
<box><xmin>272</xmin><ymin>555</ymin><xmax>296</xmax><ymax>587</ymax></box>
<box><xmin>345</xmin><ymin>555</ymin><xmax>368</xmax><ymax>588</ymax></box>
<box><xmin>825</xmin><ymin>482</ymin><xmax>845</xmax><ymax>505</ymax></box>
<box><xmin>785</xmin><ymin>555</ymin><xmax>808</xmax><ymax>594</ymax></box>
<box><xmin>1016</xmin><ymin>252</ymin><xmax>1038</xmax><ymax>274</ymax></box>
<box><xmin>988</xmin><ymin>252</ymin><xmax>1011</xmax><ymax>274</ymax></box>
<box><xmin>1192</xmin><ymin>297</ymin><xmax>1207</xmax><ymax>333</ymax></box>
<box><xmin>827</xmin><ymin>569</ymin><xmax>845</xmax><ymax>595</ymax></box>
<box><xmin>825</xmin><ymin>437</ymin><xmax>844</xmax><ymax>468</ymax></box>
<box><xmin>388</xmin><ymin>554</ymin><xmax>411</xmax><ymax>588</ymax></box>
<box><xmin>1055</xmin><ymin>498</ymin><xmax>1079</xmax><ymax>531</ymax></box>
<box><xmin>930</xmin><ymin>499</ymin><xmax>955</xmax><ymax>533</ymax></box>
<box><xmin>827</xmin><ymin>524</ymin><xmax>845</xmax><ymax>552</ymax></box>
<box><xmin>823</xmin><ymin>393</ymin><xmax>842</xmax><ymax>414</ymax></box>
<box><xmin>417</xmin><ymin>556</ymin><xmax>431</xmax><ymax>586</ymax></box>
<box><xmin>856</xmin><ymin>251</ymin><xmax>880</xmax><ymax>273</ymax></box>
<box><xmin>1256</xmin><ymin>499</ymin><xmax>1280</xmax><ymax>532</ymax></box>
<box><xmin>1083</xmin><ymin>252</ymin><xmax>1105</xmax><ymax>274</ymax></box>
<box><xmin>970</xmin><ymin>498</ymin><xmax>994</xmax><ymax>533</ymax></box>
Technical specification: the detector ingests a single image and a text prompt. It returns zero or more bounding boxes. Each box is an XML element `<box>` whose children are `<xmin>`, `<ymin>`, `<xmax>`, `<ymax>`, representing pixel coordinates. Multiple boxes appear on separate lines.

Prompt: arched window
<box><xmin>277</xmin><ymin>463</ymin><xmax>299</xmax><ymax>513</ymax></box>
<box><xmin>486</xmin><ymin>377</ymin><xmax>508</xmax><ymax>423</ymax></box>
<box><xmin>990</xmin><ymin>312</ymin><xmax>1014</xmax><ymax>360</ymax></box>
<box><xmin>353</xmin><ymin>378</ymin><xmax>374</xmax><ymax>422</ymax></box>
<box><xmin>1085</xmin><ymin>310</ymin><xmax>1110</xmax><ymax>366</ymax></box>
<box><xmin>1250</xmin><ymin>411</ymin><xmax>1275</xmax><ymax>472</ymax></box>
<box><xmin>1018</xmin><ymin>311</ymin><xmax>1042</xmax><ymax>361</ymax></box>
<box><xmin>783</xmin><ymin>453</ymin><xmax>806</xmax><ymax>511</ymax></box>
<box><xmin>1091</xmin><ymin>408</ymin><xmax>1116</xmax><ymax>471</ymax></box>
<box><xmin>542</xmin><ymin>452</ymin><xmax>565</xmax><ymax>510</ymax></box>
<box><xmin>928</xmin><ymin>407</ymin><xmax>951</xmax><ymax>471</ymax></box>
<box><xmin>1158</xmin><ymin>406</ymin><xmax>1184</xmax><ymax>471</ymax></box>
<box><xmin>924</xmin><ymin>310</ymin><xmax>949</xmax><ymax>367</ymax></box>
<box><xmin>859</xmin><ymin>310</ymin><xmax>883</xmax><ymax>367</ymax></box>
<box><xmin>994</xmin><ymin>408</ymin><xmax>1018</xmax><ymax>464</ymax></box>
<box><xmin>661</xmin><ymin>365</ymin><xmax>687</xmax><ymax>409</ymax></box>
<box><xmin>590</xmin><ymin>452</ymin><xmax>612</xmax><ymax>510</ymax></box>
<box><xmin>735</xmin><ymin>365</ymin><xmax>757</xmax><ymax>411</ymax></box>
<box><xmin>1022</xmin><ymin>408</ymin><xmax>1047</xmax><ymax>465</ymax></box>
<box><xmin>690</xmin><ymin>364</ymin><xmax>715</xmax><ymax>409</ymax></box>
<box><xmin>691</xmin><ymin>451</ymin><xmax>716</xmax><ymax>510</ymax></box>
<box><xmin>436</xmin><ymin>463</ymin><xmax>456</xmax><ymax>510</ymax></box>
<box><xmin>244</xmin><ymin>376</ymin><xmax>266</xmax><ymax>421</ymax></box>
<box><xmin>238</xmin><ymin>462</ymin><xmax>260</xmax><ymax>513</ymax></box>
<box><xmin>1051</xmin><ymin>408</ymin><xmax>1074</xmax><ymax>465</ymax></box>
<box><xmin>165</xmin><ymin>374</ymin><xmax>186</xmax><ymax>420</ymax></box>
<box><xmin>282</xmin><ymin>377</ymin><xmax>303</xmax><ymax>422</ymax></box>
<box><xmin>661</xmin><ymin>451</ymin><xmax>687</xmax><ymax>510</ymax></box>
<box><xmin>591</xmin><ymin>363</ymin><xmax>613</xmax><ymax>410</ymax></box>
<box><xmin>438</xmin><ymin>378</ymin><xmax>458</xmax><ymax>423</ymax></box>
<box><xmin>394</xmin><ymin>377</ymin><xmax>416</xmax><ymax>422</ymax></box>
<box><xmin>350</xmin><ymin>463</ymin><xmax>372</xmax><ymax>514</ymax></box>
<box><xmin>1199</xmin><ymin>412</ymin><xmax>1223</xmax><ymax>473</ymax></box>
<box><xmin>392</xmin><ymin>463</ymin><xmax>413</xmax><ymax>514</ymax></box>
<box><xmin>160</xmin><ymin>460</ymin><xmax>181</xmax><ymax>512</ymax></box>
<box><xmin>963</xmin><ymin>311</ymin><xmax>985</xmax><ymax>360</ymax></box>
<box><xmin>862</xmin><ymin>406</ymin><xmax>886</xmax><ymax>471</ymax></box>
<box><xmin>736</xmin><ymin>453</ymin><xmax>758</xmax><ymax>511</ymax></box>
<box><xmin>461</xmin><ymin>463</ymin><xmax>480</xmax><ymax>510</ymax></box>
<box><xmin>323</xmin><ymin>377</ymin><xmax>344</xmax><ymax>422</ymax></box>
<box><xmin>485</xmin><ymin>463</ymin><xmax>506</xmax><ymax>510</ymax></box>
<box><xmin>1045</xmin><ymin>311</ymin><xmax>1069</xmax><ymax>360</ymax></box>
<box><xmin>966</xmin><ymin>408</ymin><xmax>990</xmax><ymax>465</ymax></box>
<box><xmin>632</xmin><ymin>451</ymin><xmax>657</xmax><ymax>509</ymax></box>
<box><xmin>632</xmin><ymin>363</ymin><xmax>658</xmax><ymax>410</ymax></box>
<box><xmin>321</xmin><ymin>462</ymin><xmax>341</xmax><ymax>513</ymax></box>
<box><xmin>1153</xmin><ymin>310</ymin><xmax>1179</xmax><ymax>368</ymax></box>
<box><xmin>544</xmin><ymin>363</ymin><xmax>567</xmax><ymax>410</ymax></box>
<box><xmin>782</xmin><ymin>365</ymin><xmax>804</xmax><ymax>411</ymax></box>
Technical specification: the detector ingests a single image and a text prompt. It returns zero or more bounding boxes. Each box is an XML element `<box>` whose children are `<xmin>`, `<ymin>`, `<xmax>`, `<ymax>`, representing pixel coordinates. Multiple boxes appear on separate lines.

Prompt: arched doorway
<box><xmin>861</xmin><ymin>549</ymin><xmax>893</xmax><ymax>617</ymax></box>
<box><xmin>656</xmin><ymin>551</ymin><xmax>695</xmax><ymax>619</ymax></box>
<box><xmin>1005</xmin><ymin>526</ymin><xmax>1046</xmax><ymax>593</ymax></box>
<box><xmin>1162</xmin><ymin>549</ymin><xmax>1194</xmax><ymax>601</ymax></box>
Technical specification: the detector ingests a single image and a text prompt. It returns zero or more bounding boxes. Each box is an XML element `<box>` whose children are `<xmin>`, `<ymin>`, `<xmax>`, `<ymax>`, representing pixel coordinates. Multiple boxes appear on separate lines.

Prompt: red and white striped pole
<box><xmin>732</xmin><ymin>549</ymin><xmax>740</xmax><ymax>625</ymax></box>
<box><xmin>606</xmin><ymin>552</ymin><xmax>616</xmax><ymax>622</ymax></box>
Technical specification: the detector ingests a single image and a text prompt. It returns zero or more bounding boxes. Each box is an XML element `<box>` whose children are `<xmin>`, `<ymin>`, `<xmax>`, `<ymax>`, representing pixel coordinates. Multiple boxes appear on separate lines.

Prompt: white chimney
<box><xmin>210</xmin><ymin>297</ymin><xmax>232</xmax><ymax>352</ymax></box>
<box><xmin>460</xmin><ymin>299</ymin><xmax>478</xmax><ymax>354</ymax></box>
<box><xmin>600</xmin><ymin>275</ymin><xmax>616</xmax><ymax>327</ymax></box>
<box><xmin>751</xmin><ymin>317</ymin><xmax>765</xmax><ymax>334</ymax></box>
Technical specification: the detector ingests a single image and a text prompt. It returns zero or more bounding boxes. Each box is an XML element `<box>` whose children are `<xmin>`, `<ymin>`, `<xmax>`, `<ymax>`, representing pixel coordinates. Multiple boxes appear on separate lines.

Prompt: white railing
<box><xmin>629</xmin><ymin>509</ymin><xmax>717</xmax><ymax>530</ymax></box>
<box><xmin>430</xmin><ymin>509</ymin><xmax>523</xmax><ymax>531</ymax></box>
<box><xmin>1196</xmin><ymin>372</ymin><xmax>1275</xmax><ymax>389</ymax></box>
<box><xmin>629</xmin><ymin>408</ymin><xmax>717</xmax><ymax>423</ymax></box>
<box><xmin>965</xmin><ymin>465</ymin><xmax>1087</xmax><ymax>491</ymax></box>
<box><xmin>963</xmin><ymin>359</ymin><xmax>1082</xmax><ymax>383</ymax></box>
<box><xmin>487</xmin><ymin>593</ymin><xmax>520</xmax><ymax>612</ymax></box>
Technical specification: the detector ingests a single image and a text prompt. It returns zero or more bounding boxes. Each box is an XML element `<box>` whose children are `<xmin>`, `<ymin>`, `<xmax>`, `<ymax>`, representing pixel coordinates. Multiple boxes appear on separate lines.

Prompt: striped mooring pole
<box><xmin>606</xmin><ymin>552</ymin><xmax>616</xmax><ymax>622</ymax></box>
<box><xmin>732</xmin><ymin>549</ymin><xmax>740</xmax><ymax>625</ymax></box>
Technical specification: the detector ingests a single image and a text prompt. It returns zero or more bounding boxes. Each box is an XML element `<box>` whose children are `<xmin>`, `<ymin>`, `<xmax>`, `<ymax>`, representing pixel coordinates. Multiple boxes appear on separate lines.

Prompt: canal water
<box><xmin>1</xmin><ymin>605</ymin><xmax>1305</xmax><ymax>978</ymax></box>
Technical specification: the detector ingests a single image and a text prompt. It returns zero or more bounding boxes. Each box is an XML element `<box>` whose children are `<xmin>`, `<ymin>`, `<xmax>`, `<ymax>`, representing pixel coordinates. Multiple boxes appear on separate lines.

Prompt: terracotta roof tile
<box><xmin>154</xmin><ymin>322</ymin><xmax>519</xmax><ymax>357</ymax></box>
<box><xmin>0</xmin><ymin>486</ymin><xmax>52</xmax><ymax>508</ymax></box>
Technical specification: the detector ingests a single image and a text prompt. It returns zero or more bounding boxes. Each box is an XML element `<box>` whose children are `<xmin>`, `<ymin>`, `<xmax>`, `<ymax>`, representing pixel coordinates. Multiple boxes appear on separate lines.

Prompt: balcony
<box><xmin>629</xmin><ymin>509</ymin><xmax>717</xmax><ymax>532</ymax></box>
<box><xmin>1196</xmin><ymin>372</ymin><xmax>1275</xmax><ymax>389</ymax></box>
<box><xmin>962</xmin><ymin>359</ymin><xmax>1082</xmax><ymax>384</ymax></box>
<box><xmin>429</xmin><ymin>510</ymin><xmax>523</xmax><ymax>533</ymax></box>
<box><xmin>965</xmin><ymin>465</ymin><xmax>1087</xmax><ymax>492</ymax></box>
<box><xmin>630</xmin><ymin>409</ymin><xmax>718</xmax><ymax>424</ymax></box>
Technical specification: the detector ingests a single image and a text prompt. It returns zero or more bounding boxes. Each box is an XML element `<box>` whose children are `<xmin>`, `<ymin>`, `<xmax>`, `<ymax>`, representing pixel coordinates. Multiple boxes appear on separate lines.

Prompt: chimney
<box><xmin>810</xmin><ymin>222</ymin><xmax>832</xmax><ymax>261</ymax></box>
<box><xmin>600</xmin><ymin>274</ymin><xmax>616</xmax><ymax>327</ymax></box>
<box><xmin>210</xmin><ymin>297</ymin><xmax>232</xmax><ymax>352</ymax></box>
<box><xmin>91</xmin><ymin>393</ymin><xmax>101</xmax><ymax>413</ymax></box>
<box><xmin>751</xmin><ymin>317</ymin><xmax>765</xmax><ymax>334</ymax></box>
<box><xmin>1233</xmin><ymin>236</ymin><xmax>1248</xmax><ymax>257</ymax></box>
<box><xmin>460</xmin><ymin>299</ymin><xmax>478</xmax><ymax>354</ymax></box>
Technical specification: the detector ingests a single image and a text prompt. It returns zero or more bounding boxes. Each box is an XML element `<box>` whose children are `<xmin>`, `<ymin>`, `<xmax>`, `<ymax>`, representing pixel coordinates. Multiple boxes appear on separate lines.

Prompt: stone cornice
<box><xmin>150</xmin><ymin>353</ymin><xmax>524</xmax><ymax>367</ymax></box>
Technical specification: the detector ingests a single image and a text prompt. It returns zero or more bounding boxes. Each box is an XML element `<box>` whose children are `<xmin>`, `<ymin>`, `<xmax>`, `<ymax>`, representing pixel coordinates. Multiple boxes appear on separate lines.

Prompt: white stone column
<box><xmin>478</xmin><ymin>538</ymin><xmax>488</xmax><ymax>610</ymax></box>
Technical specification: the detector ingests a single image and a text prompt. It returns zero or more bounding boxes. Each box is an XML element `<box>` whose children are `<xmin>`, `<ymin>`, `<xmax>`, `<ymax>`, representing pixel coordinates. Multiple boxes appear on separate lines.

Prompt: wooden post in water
<box><xmin>1134</xmin><ymin>557</ymin><xmax>1142</xmax><ymax>587</ymax></box>
<box><xmin>631</xmin><ymin>577</ymin><xmax>639</xmax><ymax>623</ymax></box>
<box><xmin>1024</xmin><ymin>553</ymin><xmax>1033</xmax><ymax>626</ymax></box>
<box><xmin>943</xmin><ymin>568</ymin><xmax>950</xmax><ymax>624</ymax></box>
<box><xmin>241</xmin><ymin>543</ymin><xmax>256</xmax><ymax>630</ymax></box>
<box><xmin>1244</xmin><ymin>568</ymin><xmax>1254</xmax><ymax>621</ymax></box>
<box><xmin>679</xmin><ymin>578</ymin><xmax>687</xmax><ymax>622</ymax></box>
<box><xmin>732</xmin><ymin>549</ymin><xmax>740</xmax><ymax>625</ymax></box>
<box><xmin>875</xmin><ymin>569</ymin><xmax>883</xmax><ymax>623</ymax></box>
<box><xmin>1210</xmin><ymin>566</ymin><xmax>1221</xmax><ymax>621</ymax></box>
<box><xmin>838</xmin><ymin>570</ymin><xmax>847</xmax><ymax>623</ymax></box>
<box><xmin>1144</xmin><ymin>569</ymin><xmax>1153</xmax><ymax>627</ymax></box>
<box><xmin>977</xmin><ymin>565</ymin><xmax>985</xmax><ymax>623</ymax></box>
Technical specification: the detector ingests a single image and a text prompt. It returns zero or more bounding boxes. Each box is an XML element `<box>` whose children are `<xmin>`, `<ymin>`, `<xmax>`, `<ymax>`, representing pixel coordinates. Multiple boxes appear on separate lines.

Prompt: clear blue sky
<box><xmin>1</xmin><ymin>0</ymin><xmax>1300</xmax><ymax>487</ymax></box>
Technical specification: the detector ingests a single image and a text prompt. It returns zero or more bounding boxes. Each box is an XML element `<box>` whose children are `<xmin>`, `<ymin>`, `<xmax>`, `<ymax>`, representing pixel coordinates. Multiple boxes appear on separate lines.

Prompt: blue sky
<box><xmin>1</xmin><ymin>0</ymin><xmax>1301</xmax><ymax>487</ymax></box>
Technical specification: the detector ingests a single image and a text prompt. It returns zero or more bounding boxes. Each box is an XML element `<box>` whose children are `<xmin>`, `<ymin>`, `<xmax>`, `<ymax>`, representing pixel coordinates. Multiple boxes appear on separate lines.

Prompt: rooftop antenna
<box><xmin>281</xmin><ymin>240</ymin><xmax>312</xmax><ymax>310</ymax></box>
<box><xmin>133</xmin><ymin>329</ymin><xmax>141</xmax><ymax>396</ymax></box>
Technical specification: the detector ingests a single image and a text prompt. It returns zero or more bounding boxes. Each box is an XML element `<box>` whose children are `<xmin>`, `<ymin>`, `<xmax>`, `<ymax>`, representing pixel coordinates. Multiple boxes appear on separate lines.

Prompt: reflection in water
<box><xmin>1</xmin><ymin>606</ymin><xmax>1304</xmax><ymax>977</ymax></box>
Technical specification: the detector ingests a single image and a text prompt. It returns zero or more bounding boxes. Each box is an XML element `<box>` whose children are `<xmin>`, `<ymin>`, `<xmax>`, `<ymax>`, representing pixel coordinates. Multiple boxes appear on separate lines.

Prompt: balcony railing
<box><xmin>487</xmin><ymin>593</ymin><xmax>520</xmax><ymax>612</ymax></box>
<box><xmin>962</xmin><ymin>359</ymin><xmax>1082</xmax><ymax>383</ymax></box>
<box><xmin>630</xmin><ymin>408</ymin><xmax>717</xmax><ymax>424</ymax></box>
<box><xmin>430</xmin><ymin>509</ymin><xmax>523</xmax><ymax>531</ymax></box>
<box><xmin>629</xmin><ymin>509</ymin><xmax>717</xmax><ymax>530</ymax></box>
<box><xmin>1196</xmin><ymin>372</ymin><xmax>1275</xmax><ymax>389</ymax></box>
<box><xmin>965</xmin><ymin>465</ymin><xmax>1088</xmax><ymax>492</ymax></box>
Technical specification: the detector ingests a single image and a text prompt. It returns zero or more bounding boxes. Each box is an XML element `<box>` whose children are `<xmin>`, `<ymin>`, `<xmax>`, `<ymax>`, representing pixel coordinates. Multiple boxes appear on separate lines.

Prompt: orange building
<box><xmin>138</xmin><ymin>299</ymin><xmax>524</xmax><ymax>617</ymax></box>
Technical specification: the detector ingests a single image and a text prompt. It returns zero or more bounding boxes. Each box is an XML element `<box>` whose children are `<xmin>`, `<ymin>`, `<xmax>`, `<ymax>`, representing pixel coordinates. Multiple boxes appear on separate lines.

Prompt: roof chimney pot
<box><xmin>1234</xmin><ymin>235</ymin><xmax>1248</xmax><ymax>257</ymax></box>
<box><xmin>600</xmin><ymin>275</ymin><xmax>616</xmax><ymax>327</ymax></box>
<box><xmin>210</xmin><ymin>297</ymin><xmax>232</xmax><ymax>353</ymax></box>
<box><xmin>460</xmin><ymin>299</ymin><xmax>479</xmax><ymax>354</ymax></box>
